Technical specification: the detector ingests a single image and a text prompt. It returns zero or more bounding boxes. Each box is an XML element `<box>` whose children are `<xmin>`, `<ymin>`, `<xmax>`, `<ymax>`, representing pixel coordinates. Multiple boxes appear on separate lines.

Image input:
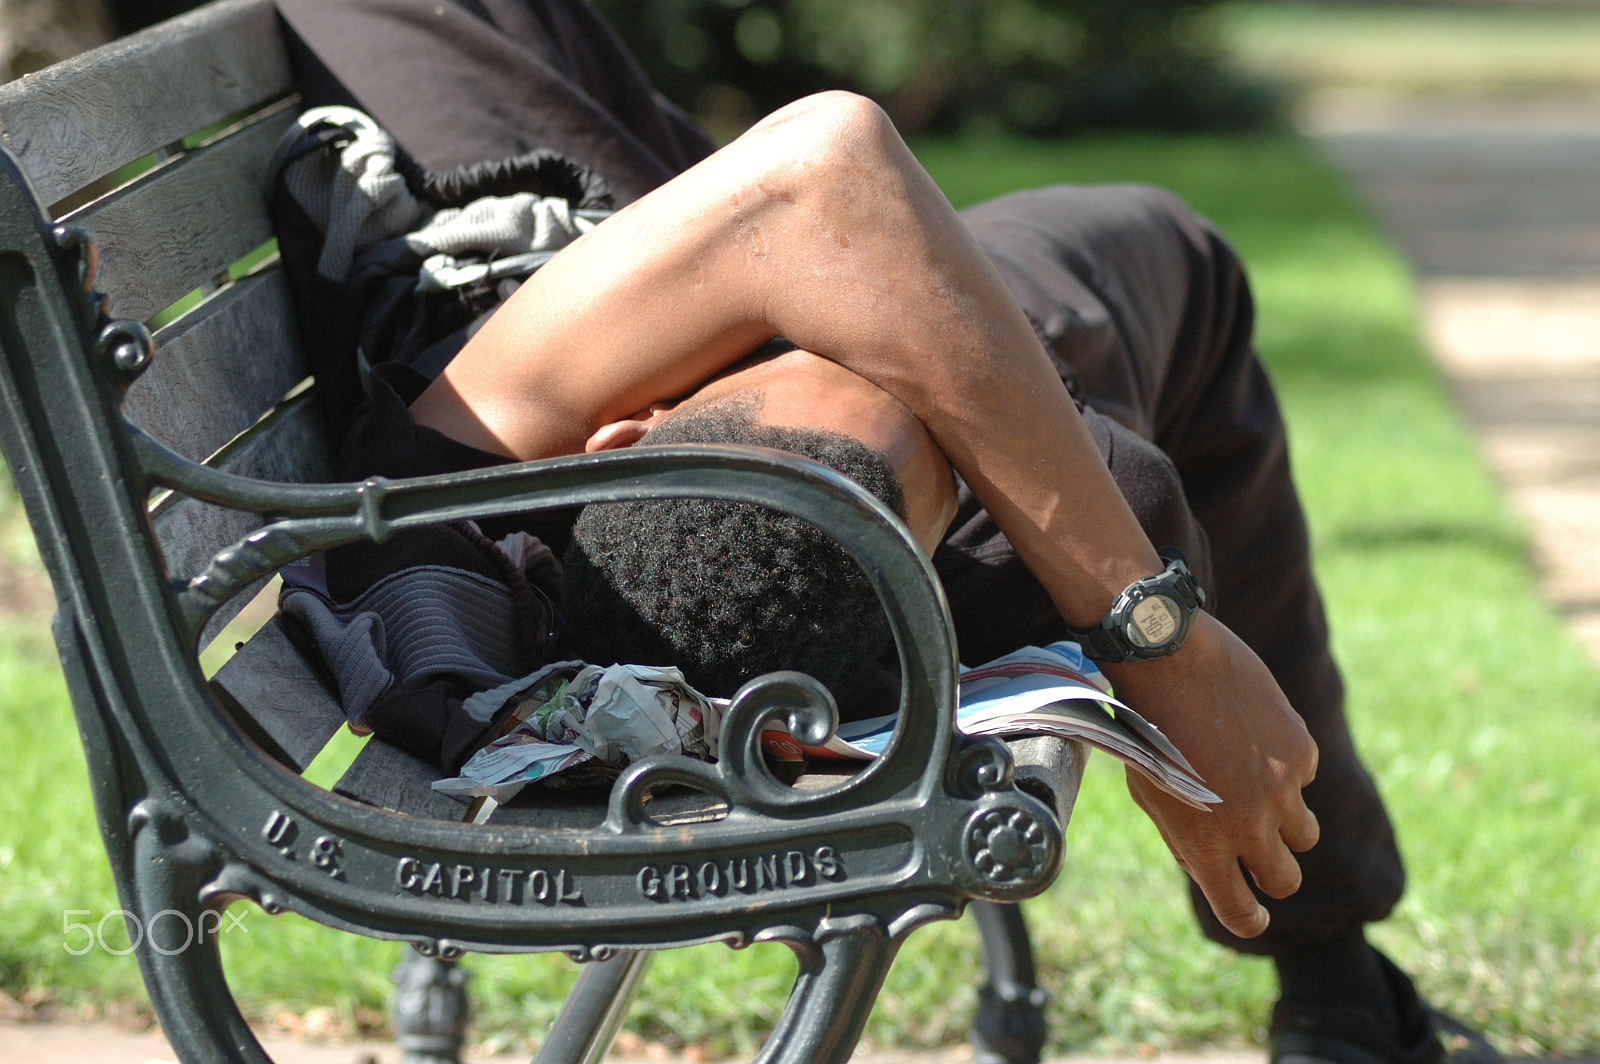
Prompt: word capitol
<box><xmin>394</xmin><ymin>845</ymin><xmax>848</xmax><ymax>905</ymax></box>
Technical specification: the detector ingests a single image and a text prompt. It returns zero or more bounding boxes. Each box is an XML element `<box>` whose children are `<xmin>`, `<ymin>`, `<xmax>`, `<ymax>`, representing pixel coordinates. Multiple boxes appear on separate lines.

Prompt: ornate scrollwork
<box><xmin>95</xmin><ymin>318</ymin><xmax>155</xmax><ymax>382</ymax></box>
<box><xmin>949</xmin><ymin>735</ymin><xmax>1014</xmax><ymax>797</ymax></box>
<box><xmin>199</xmin><ymin>860</ymin><xmax>297</xmax><ymax>916</ymax></box>
<box><xmin>128</xmin><ymin>801</ymin><xmax>303</xmax><ymax>917</ymax></box>
<box><xmin>407</xmin><ymin>938</ymin><xmax>468</xmax><ymax>961</ymax></box>
<box><xmin>185</xmin><ymin>524</ymin><xmax>313</xmax><ymax>612</ymax></box>
<box><xmin>608</xmin><ymin>671</ymin><xmax>844</xmax><ymax>830</ymax></box>
<box><xmin>51</xmin><ymin>223</ymin><xmax>97</xmax><ymax>291</ymax></box>
<box><xmin>51</xmin><ymin>223</ymin><xmax>106</xmax><ymax>325</ymax></box>
<box><xmin>888</xmin><ymin>901</ymin><xmax>963</xmax><ymax>941</ymax></box>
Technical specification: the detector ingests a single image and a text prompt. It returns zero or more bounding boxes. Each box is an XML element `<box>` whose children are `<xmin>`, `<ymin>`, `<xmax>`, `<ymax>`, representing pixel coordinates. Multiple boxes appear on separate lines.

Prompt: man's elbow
<box><xmin>744</xmin><ymin>91</ymin><xmax>906</xmax><ymax>197</ymax></box>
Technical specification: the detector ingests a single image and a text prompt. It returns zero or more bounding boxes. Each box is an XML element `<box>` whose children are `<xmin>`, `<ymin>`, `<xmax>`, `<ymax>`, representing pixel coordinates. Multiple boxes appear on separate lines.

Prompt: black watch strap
<box><xmin>1063</xmin><ymin>547</ymin><xmax>1205</xmax><ymax>663</ymax></box>
<box><xmin>1071</xmin><ymin>623</ymin><xmax>1131</xmax><ymax>664</ymax></box>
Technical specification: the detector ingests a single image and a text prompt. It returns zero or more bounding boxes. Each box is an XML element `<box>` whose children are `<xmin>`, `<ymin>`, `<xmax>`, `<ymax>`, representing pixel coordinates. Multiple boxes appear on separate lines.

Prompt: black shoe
<box><xmin>1269</xmin><ymin>951</ymin><xmax>1502</xmax><ymax>1064</ymax></box>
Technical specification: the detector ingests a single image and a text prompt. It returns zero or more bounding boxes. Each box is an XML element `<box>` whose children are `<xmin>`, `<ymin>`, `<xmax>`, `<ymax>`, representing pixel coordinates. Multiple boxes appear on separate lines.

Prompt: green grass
<box><xmin>916</xmin><ymin>132</ymin><xmax>1600</xmax><ymax>1054</ymax></box>
<box><xmin>3</xmin><ymin>133</ymin><xmax>1599</xmax><ymax>1055</ymax></box>
<box><xmin>1214</xmin><ymin>1</ymin><xmax>1600</xmax><ymax>96</ymax></box>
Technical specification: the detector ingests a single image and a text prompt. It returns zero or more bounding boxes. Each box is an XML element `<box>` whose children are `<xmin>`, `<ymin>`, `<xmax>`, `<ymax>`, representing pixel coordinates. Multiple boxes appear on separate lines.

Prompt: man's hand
<box><xmin>1103</xmin><ymin>612</ymin><xmax>1320</xmax><ymax>939</ymax></box>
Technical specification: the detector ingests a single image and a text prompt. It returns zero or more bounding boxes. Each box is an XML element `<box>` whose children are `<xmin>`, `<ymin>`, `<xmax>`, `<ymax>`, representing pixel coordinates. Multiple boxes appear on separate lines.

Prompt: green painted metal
<box><xmin>0</xmin><ymin>139</ymin><xmax>1064</xmax><ymax>1064</ymax></box>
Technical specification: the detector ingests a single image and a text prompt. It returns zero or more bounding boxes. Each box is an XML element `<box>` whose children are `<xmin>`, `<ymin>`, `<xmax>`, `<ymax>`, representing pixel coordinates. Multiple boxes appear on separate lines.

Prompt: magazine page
<box><xmin>758</xmin><ymin>641</ymin><xmax>1219</xmax><ymax>809</ymax></box>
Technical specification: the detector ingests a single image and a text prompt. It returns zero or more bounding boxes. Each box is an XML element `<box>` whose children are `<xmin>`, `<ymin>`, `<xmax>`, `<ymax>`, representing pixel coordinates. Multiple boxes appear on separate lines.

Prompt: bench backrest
<box><xmin>0</xmin><ymin>0</ymin><xmax>353</xmax><ymax>778</ymax></box>
<box><xmin>0</xmin><ymin>0</ymin><xmax>326</xmax><ymax>645</ymax></box>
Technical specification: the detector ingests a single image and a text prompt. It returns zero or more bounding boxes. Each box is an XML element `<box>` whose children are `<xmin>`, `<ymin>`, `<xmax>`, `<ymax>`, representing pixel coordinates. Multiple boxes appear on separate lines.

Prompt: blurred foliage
<box><xmin>591</xmin><ymin>0</ymin><xmax>1285</xmax><ymax>137</ymax></box>
<box><xmin>100</xmin><ymin>0</ymin><xmax>1283</xmax><ymax>138</ymax></box>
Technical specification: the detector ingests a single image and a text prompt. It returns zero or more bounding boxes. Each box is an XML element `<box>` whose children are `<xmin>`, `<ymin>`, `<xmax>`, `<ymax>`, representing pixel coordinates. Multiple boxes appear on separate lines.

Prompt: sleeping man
<box><xmin>275</xmin><ymin>3</ymin><xmax>1497</xmax><ymax>1064</ymax></box>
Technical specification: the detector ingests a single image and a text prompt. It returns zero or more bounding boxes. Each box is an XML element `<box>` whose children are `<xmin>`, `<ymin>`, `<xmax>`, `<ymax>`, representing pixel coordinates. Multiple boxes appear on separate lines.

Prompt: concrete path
<box><xmin>0</xmin><ymin>1020</ymin><xmax>1263</xmax><ymax>1064</ymax></box>
<box><xmin>2</xmin><ymin>1018</ymin><xmax>1594</xmax><ymax>1064</ymax></box>
<box><xmin>1305</xmin><ymin>92</ymin><xmax>1600</xmax><ymax>664</ymax></box>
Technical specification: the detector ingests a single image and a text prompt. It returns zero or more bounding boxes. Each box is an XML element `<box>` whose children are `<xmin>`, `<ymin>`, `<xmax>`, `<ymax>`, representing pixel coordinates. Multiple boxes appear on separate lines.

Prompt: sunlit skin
<box><xmin>583</xmin><ymin>348</ymin><xmax>958</xmax><ymax>555</ymax></box>
<box><xmin>408</xmin><ymin>90</ymin><xmax>1319</xmax><ymax>939</ymax></box>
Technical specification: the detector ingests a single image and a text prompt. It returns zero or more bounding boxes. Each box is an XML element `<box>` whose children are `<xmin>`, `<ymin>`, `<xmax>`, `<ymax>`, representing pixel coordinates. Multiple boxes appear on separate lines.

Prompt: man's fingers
<box><xmin>1282</xmin><ymin>799</ymin><xmax>1320</xmax><ymax>853</ymax></box>
<box><xmin>1192</xmin><ymin>858</ymin><xmax>1270</xmax><ymax>939</ymax></box>
<box><xmin>1245</xmin><ymin>838</ymin><xmax>1303</xmax><ymax>900</ymax></box>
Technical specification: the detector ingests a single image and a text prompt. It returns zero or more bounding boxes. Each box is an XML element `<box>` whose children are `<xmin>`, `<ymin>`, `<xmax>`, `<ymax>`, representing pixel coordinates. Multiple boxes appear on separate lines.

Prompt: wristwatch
<box><xmin>1064</xmin><ymin>547</ymin><xmax>1206</xmax><ymax>662</ymax></box>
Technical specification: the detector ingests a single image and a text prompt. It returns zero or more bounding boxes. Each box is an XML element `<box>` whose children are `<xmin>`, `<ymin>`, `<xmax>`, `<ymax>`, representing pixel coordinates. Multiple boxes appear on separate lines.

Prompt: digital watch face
<box><xmin>1126</xmin><ymin>593</ymin><xmax>1182</xmax><ymax>649</ymax></box>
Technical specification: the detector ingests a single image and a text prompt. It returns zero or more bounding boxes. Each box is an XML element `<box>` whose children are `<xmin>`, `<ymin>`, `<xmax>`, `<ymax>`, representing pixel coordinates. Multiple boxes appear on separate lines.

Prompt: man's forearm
<box><xmin>415</xmin><ymin>91</ymin><xmax>1164</xmax><ymax>626</ymax></box>
<box><xmin>415</xmin><ymin>90</ymin><xmax>1320</xmax><ymax>939</ymax></box>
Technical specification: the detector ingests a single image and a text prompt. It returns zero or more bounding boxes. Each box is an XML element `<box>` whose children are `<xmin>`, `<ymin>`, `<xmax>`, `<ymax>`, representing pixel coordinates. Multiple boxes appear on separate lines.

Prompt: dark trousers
<box><xmin>276</xmin><ymin>0</ymin><xmax>1405</xmax><ymax>956</ymax></box>
<box><xmin>949</xmin><ymin>189</ymin><xmax>1404</xmax><ymax>953</ymax></box>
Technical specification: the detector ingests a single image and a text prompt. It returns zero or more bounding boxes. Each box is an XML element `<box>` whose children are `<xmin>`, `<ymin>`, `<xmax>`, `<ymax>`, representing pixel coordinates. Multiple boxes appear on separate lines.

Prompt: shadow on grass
<box><xmin>1323</xmin><ymin>520</ymin><xmax>1530</xmax><ymax>563</ymax></box>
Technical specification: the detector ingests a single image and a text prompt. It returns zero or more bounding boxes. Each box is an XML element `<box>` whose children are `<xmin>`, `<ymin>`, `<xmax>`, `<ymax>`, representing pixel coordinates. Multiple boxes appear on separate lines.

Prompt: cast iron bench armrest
<box><xmin>0</xmin><ymin>135</ymin><xmax>1074</xmax><ymax>1063</ymax></box>
<box><xmin>0</xmin><ymin>4</ymin><xmax>1087</xmax><ymax>1056</ymax></box>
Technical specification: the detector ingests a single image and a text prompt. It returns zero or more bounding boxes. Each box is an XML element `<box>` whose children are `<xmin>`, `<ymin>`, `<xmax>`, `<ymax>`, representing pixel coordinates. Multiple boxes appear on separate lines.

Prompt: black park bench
<box><xmin>0</xmin><ymin>1</ymin><xmax>1087</xmax><ymax>1061</ymax></box>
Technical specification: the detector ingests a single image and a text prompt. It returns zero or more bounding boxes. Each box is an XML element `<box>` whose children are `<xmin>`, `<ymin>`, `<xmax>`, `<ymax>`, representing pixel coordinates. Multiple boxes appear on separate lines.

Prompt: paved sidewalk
<box><xmin>0</xmin><ymin>1020</ymin><xmax>1261</xmax><ymax>1064</ymax></box>
<box><xmin>1306</xmin><ymin>92</ymin><xmax>1600</xmax><ymax>664</ymax></box>
<box><xmin>3</xmin><ymin>1019</ymin><xmax>1595</xmax><ymax>1064</ymax></box>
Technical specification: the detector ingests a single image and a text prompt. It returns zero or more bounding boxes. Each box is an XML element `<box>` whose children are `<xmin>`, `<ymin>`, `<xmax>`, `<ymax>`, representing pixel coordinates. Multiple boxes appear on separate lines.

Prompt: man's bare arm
<box><xmin>411</xmin><ymin>91</ymin><xmax>1319</xmax><ymax>937</ymax></box>
<box><xmin>416</xmin><ymin>92</ymin><xmax>1161</xmax><ymax>619</ymax></box>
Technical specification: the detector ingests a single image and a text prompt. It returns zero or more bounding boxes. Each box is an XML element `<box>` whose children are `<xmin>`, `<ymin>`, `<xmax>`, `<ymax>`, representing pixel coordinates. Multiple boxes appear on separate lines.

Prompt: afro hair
<box><xmin>559</xmin><ymin>398</ymin><xmax>905</xmax><ymax>698</ymax></box>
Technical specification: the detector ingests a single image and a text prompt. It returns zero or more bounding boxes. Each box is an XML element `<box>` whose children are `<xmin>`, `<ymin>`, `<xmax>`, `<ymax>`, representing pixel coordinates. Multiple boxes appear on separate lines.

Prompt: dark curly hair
<box><xmin>559</xmin><ymin>396</ymin><xmax>905</xmax><ymax>698</ymax></box>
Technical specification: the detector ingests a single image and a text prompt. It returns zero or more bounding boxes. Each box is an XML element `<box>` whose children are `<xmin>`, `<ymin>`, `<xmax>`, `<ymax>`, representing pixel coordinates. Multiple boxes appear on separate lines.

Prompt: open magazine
<box><xmin>759</xmin><ymin>641</ymin><xmax>1219</xmax><ymax>811</ymax></box>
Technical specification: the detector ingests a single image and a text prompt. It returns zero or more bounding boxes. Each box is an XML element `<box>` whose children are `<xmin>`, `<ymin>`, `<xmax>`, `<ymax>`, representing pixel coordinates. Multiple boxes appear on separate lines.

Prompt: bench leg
<box><xmin>755</xmin><ymin>918</ymin><xmax>901</xmax><ymax>1064</ymax></box>
<box><xmin>532</xmin><ymin>951</ymin><xmax>654</xmax><ymax>1064</ymax></box>
<box><xmin>969</xmin><ymin>901</ymin><xmax>1049</xmax><ymax>1064</ymax></box>
<box><xmin>393</xmin><ymin>950</ymin><xmax>471</xmax><ymax>1064</ymax></box>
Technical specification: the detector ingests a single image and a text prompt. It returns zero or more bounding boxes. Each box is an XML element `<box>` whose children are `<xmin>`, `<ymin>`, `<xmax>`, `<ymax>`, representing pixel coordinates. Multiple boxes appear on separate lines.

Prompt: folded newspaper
<box><xmin>432</xmin><ymin>661</ymin><xmax>722</xmax><ymax>803</ymax></box>
<box><xmin>434</xmin><ymin>641</ymin><xmax>1217</xmax><ymax>811</ymax></box>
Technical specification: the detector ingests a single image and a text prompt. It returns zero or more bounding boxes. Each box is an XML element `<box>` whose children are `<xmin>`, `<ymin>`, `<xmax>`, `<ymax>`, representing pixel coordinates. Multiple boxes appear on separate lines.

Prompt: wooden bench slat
<box><xmin>336</xmin><ymin>740</ymin><xmax>860</xmax><ymax>830</ymax></box>
<box><xmin>150</xmin><ymin>388</ymin><xmax>333</xmax><ymax>581</ymax></box>
<box><xmin>494</xmin><ymin>785</ymin><xmax>734</xmax><ymax>829</ymax></box>
<box><xmin>0</xmin><ymin>0</ymin><xmax>290</xmax><ymax>207</ymax></box>
<box><xmin>335</xmin><ymin>740</ymin><xmax>475</xmax><ymax>823</ymax></box>
<box><xmin>205</xmin><ymin>384</ymin><xmax>334</xmax><ymax>484</ymax></box>
<box><xmin>211</xmin><ymin>614</ymin><xmax>345</xmax><ymax>772</ymax></box>
<box><xmin>152</xmin><ymin>387</ymin><xmax>333</xmax><ymax>647</ymax></box>
<box><xmin>153</xmin><ymin>497</ymin><xmax>261</xmax><ymax>586</ymax></box>
<box><xmin>67</xmin><ymin>106</ymin><xmax>297</xmax><ymax>324</ymax></box>
<box><xmin>198</xmin><ymin>574</ymin><xmax>273</xmax><ymax>654</ymax></box>
<box><xmin>130</xmin><ymin>268</ymin><xmax>308</xmax><ymax>461</ymax></box>
<box><xmin>334</xmin><ymin>733</ymin><xmax>1077</xmax><ymax>828</ymax></box>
